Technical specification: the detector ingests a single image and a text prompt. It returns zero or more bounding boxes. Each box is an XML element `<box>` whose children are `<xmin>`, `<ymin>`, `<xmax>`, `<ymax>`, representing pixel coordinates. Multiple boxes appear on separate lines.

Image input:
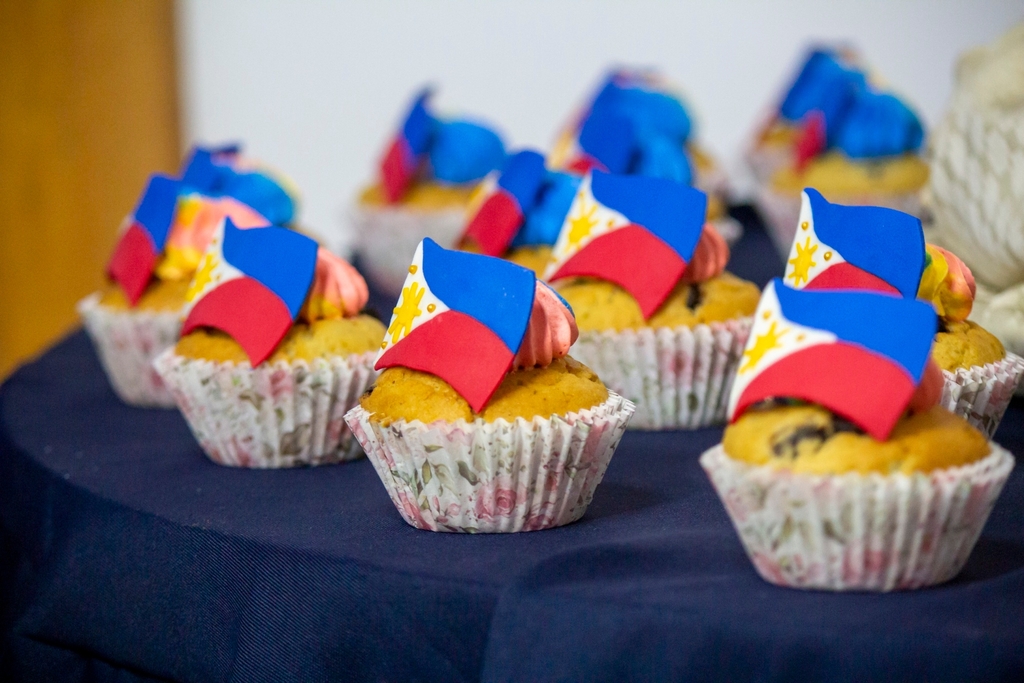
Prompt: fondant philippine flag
<box><xmin>376</xmin><ymin>239</ymin><xmax>535</xmax><ymax>412</ymax></box>
<box><xmin>460</xmin><ymin>150</ymin><xmax>546</xmax><ymax>256</ymax></box>
<box><xmin>380</xmin><ymin>89</ymin><xmax>434</xmax><ymax>203</ymax></box>
<box><xmin>182</xmin><ymin>219</ymin><xmax>319</xmax><ymax>366</ymax></box>
<box><xmin>544</xmin><ymin>171</ymin><xmax>706</xmax><ymax>318</ymax></box>
<box><xmin>107</xmin><ymin>174</ymin><xmax>182</xmax><ymax>305</ymax></box>
<box><xmin>179</xmin><ymin>144</ymin><xmax>242</xmax><ymax>191</ymax></box>
<box><xmin>784</xmin><ymin>188</ymin><xmax>925</xmax><ymax>296</ymax></box>
<box><xmin>727</xmin><ymin>279</ymin><xmax>937</xmax><ymax>440</ymax></box>
<box><xmin>565</xmin><ymin>109</ymin><xmax>637</xmax><ymax>175</ymax></box>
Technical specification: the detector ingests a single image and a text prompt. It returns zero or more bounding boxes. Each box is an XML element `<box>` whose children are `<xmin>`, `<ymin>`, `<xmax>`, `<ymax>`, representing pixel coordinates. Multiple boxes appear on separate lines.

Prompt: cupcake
<box><xmin>781</xmin><ymin>189</ymin><xmax>1024</xmax><ymax>436</ymax></box>
<box><xmin>701</xmin><ymin>280</ymin><xmax>1014</xmax><ymax>591</ymax></box>
<box><xmin>352</xmin><ymin>88</ymin><xmax>506</xmax><ymax>295</ymax></box>
<box><xmin>548</xmin><ymin>68</ymin><xmax>741</xmax><ymax>244</ymax></box>
<box><xmin>929</xmin><ymin>24</ymin><xmax>1024</xmax><ymax>379</ymax></box>
<box><xmin>153</xmin><ymin>220</ymin><xmax>384</xmax><ymax>467</ymax></box>
<box><xmin>751</xmin><ymin>48</ymin><xmax>929</xmax><ymax>255</ymax></box>
<box><xmin>344</xmin><ymin>238</ymin><xmax>634</xmax><ymax>532</ymax></box>
<box><xmin>79</xmin><ymin>144</ymin><xmax>299</xmax><ymax>407</ymax></box>
<box><xmin>542</xmin><ymin>171</ymin><xmax>759</xmax><ymax>429</ymax></box>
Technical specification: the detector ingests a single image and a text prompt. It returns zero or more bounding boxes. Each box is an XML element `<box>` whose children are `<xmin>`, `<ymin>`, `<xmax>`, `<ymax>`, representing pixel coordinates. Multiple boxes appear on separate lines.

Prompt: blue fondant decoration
<box><xmin>497</xmin><ymin>151</ymin><xmax>547</xmax><ymax>213</ymax></box>
<box><xmin>513</xmin><ymin>172</ymin><xmax>580</xmax><ymax>248</ymax></box>
<box><xmin>133</xmin><ymin>174</ymin><xmax>182</xmax><ymax>249</ymax></box>
<box><xmin>403</xmin><ymin>89</ymin><xmax>436</xmax><ymax>157</ymax></box>
<box><xmin>429</xmin><ymin>120</ymin><xmax>506</xmax><ymax>184</ymax></box>
<box><xmin>635</xmin><ymin>136</ymin><xmax>693</xmax><ymax>185</ymax></box>
<box><xmin>420</xmin><ymin>238</ymin><xmax>535</xmax><ymax>352</ymax></box>
<box><xmin>219</xmin><ymin>171</ymin><xmax>296</xmax><ymax>226</ymax></box>
<box><xmin>833</xmin><ymin>92</ymin><xmax>924</xmax><ymax>158</ymax></box>
<box><xmin>220</xmin><ymin>219</ymin><xmax>319</xmax><ymax>318</ymax></box>
<box><xmin>578</xmin><ymin>109</ymin><xmax>637</xmax><ymax>174</ymax></box>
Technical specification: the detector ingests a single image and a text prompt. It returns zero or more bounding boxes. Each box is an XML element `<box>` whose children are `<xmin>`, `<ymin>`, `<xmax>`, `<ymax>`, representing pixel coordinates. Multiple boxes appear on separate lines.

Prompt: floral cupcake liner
<box><xmin>942</xmin><ymin>353</ymin><xmax>1024</xmax><ymax>438</ymax></box>
<box><xmin>344</xmin><ymin>393</ymin><xmax>635</xmax><ymax>533</ymax></box>
<box><xmin>568</xmin><ymin>317</ymin><xmax>752</xmax><ymax>430</ymax></box>
<box><xmin>700</xmin><ymin>443</ymin><xmax>1015</xmax><ymax>591</ymax></box>
<box><xmin>77</xmin><ymin>293</ymin><xmax>182</xmax><ymax>408</ymax></box>
<box><xmin>153</xmin><ymin>348</ymin><xmax>378</xmax><ymax>468</ymax></box>
<box><xmin>757</xmin><ymin>186</ymin><xmax>925</xmax><ymax>258</ymax></box>
<box><xmin>350</xmin><ymin>204</ymin><xmax>466</xmax><ymax>296</ymax></box>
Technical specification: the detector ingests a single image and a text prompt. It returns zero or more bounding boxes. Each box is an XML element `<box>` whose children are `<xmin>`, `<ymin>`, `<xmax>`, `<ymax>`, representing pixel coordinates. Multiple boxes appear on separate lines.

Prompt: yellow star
<box><xmin>186</xmin><ymin>253</ymin><xmax>218</xmax><ymax>302</ymax></box>
<box><xmin>787</xmin><ymin>238</ymin><xmax>818</xmax><ymax>286</ymax></box>
<box><xmin>388</xmin><ymin>280</ymin><xmax>426</xmax><ymax>344</ymax></box>
<box><xmin>567</xmin><ymin>200</ymin><xmax>599</xmax><ymax>248</ymax></box>
<box><xmin>740</xmin><ymin>321</ymin><xmax>788</xmax><ymax>374</ymax></box>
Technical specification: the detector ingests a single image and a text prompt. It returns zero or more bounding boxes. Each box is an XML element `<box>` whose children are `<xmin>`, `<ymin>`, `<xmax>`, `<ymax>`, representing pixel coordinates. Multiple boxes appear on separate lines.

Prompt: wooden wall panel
<box><xmin>0</xmin><ymin>0</ymin><xmax>181</xmax><ymax>379</ymax></box>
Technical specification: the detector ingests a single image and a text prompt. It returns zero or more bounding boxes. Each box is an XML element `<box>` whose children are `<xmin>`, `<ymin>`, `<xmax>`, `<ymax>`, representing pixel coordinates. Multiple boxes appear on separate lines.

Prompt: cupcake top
<box><xmin>106</xmin><ymin>144</ymin><xmax>299</xmax><ymax>306</ymax></box>
<box><xmin>728</xmin><ymin>279</ymin><xmax>945</xmax><ymax>442</ymax></box>
<box><xmin>370</xmin><ymin>238</ymin><xmax>585</xmax><ymax>419</ymax></box>
<box><xmin>769</xmin><ymin>48</ymin><xmax>924</xmax><ymax>171</ymax></box>
<box><xmin>782</xmin><ymin>189</ymin><xmax>1004</xmax><ymax>369</ymax></box>
<box><xmin>372</xmin><ymin>88</ymin><xmax>506</xmax><ymax>205</ymax></box>
<box><xmin>178</xmin><ymin>219</ymin><xmax>372</xmax><ymax>366</ymax></box>
<box><xmin>550</xmin><ymin>68</ymin><xmax>697</xmax><ymax>185</ymax></box>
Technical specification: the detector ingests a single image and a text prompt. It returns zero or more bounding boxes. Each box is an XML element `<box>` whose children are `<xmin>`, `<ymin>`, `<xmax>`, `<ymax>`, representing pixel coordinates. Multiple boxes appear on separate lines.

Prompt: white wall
<box><xmin>178</xmin><ymin>0</ymin><xmax>1023</xmax><ymax>254</ymax></box>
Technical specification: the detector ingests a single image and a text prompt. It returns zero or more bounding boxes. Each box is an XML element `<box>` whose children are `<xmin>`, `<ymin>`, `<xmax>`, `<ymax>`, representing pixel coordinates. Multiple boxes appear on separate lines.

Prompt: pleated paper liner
<box><xmin>569</xmin><ymin>317</ymin><xmax>752</xmax><ymax>430</ymax></box>
<box><xmin>700</xmin><ymin>443</ymin><xmax>1014</xmax><ymax>591</ymax></box>
<box><xmin>350</xmin><ymin>203</ymin><xmax>466</xmax><ymax>296</ymax></box>
<box><xmin>757</xmin><ymin>185</ymin><xmax>925</xmax><ymax>258</ymax></box>
<box><xmin>942</xmin><ymin>353</ymin><xmax>1024</xmax><ymax>438</ymax></box>
<box><xmin>344</xmin><ymin>393</ymin><xmax>635</xmax><ymax>533</ymax></box>
<box><xmin>77</xmin><ymin>293</ymin><xmax>182</xmax><ymax>408</ymax></box>
<box><xmin>154</xmin><ymin>348</ymin><xmax>378</xmax><ymax>468</ymax></box>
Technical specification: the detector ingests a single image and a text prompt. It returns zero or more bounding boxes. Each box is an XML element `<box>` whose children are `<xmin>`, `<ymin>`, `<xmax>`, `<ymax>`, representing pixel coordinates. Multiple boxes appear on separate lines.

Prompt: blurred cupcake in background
<box><xmin>549</xmin><ymin>68</ymin><xmax>741</xmax><ymax>244</ymax></box>
<box><xmin>544</xmin><ymin>171</ymin><xmax>759</xmax><ymax>429</ymax></box>
<box><xmin>929</xmin><ymin>24</ymin><xmax>1024</xmax><ymax>373</ymax></box>
<box><xmin>750</xmin><ymin>48</ymin><xmax>929</xmax><ymax>255</ymax></box>
<box><xmin>702</xmin><ymin>281</ymin><xmax>1014</xmax><ymax>591</ymax></box>
<box><xmin>352</xmin><ymin>88</ymin><xmax>506</xmax><ymax>295</ymax></box>
<box><xmin>155</xmin><ymin>220</ymin><xmax>384</xmax><ymax>468</ymax></box>
<box><xmin>781</xmin><ymin>189</ymin><xmax>1023</xmax><ymax>436</ymax></box>
<box><xmin>78</xmin><ymin>144</ymin><xmax>299</xmax><ymax>407</ymax></box>
<box><xmin>345</xmin><ymin>238</ymin><xmax>633</xmax><ymax>532</ymax></box>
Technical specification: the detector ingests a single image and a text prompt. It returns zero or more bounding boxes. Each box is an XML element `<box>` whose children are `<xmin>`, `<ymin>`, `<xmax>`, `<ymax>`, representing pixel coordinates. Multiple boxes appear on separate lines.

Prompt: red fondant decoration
<box><xmin>548</xmin><ymin>225</ymin><xmax>686</xmax><ymax>319</ymax></box>
<box><xmin>381</xmin><ymin>137</ymin><xmax>415</xmax><ymax>204</ymax></box>
<box><xmin>732</xmin><ymin>342</ymin><xmax>915</xmax><ymax>441</ymax></box>
<box><xmin>794</xmin><ymin>110</ymin><xmax>826</xmax><ymax>172</ymax></box>
<box><xmin>181</xmin><ymin>278</ymin><xmax>294</xmax><ymax>366</ymax></box>
<box><xmin>376</xmin><ymin>311</ymin><xmax>515</xmax><ymax>413</ymax></box>
<box><xmin>462</xmin><ymin>192</ymin><xmax>522</xmax><ymax>256</ymax></box>
<box><xmin>565</xmin><ymin>155</ymin><xmax>607</xmax><ymax>175</ymax></box>
<box><xmin>107</xmin><ymin>222</ymin><xmax>159</xmax><ymax>306</ymax></box>
<box><xmin>804</xmin><ymin>262</ymin><xmax>900</xmax><ymax>295</ymax></box>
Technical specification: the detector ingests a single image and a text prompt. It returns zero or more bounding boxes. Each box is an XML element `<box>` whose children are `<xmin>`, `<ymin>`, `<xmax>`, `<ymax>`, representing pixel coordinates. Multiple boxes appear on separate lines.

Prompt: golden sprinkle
<box><xmin>762</xmin><ymin>310</ymin><xmax>771</xmax><ymax>320</ymax></box>
<box><xmin>427</xmin><ymin>303</ymin><xmax>436</xmax><ymax>313</ymax></box>
<box><xmin>824</xmin><ymin>251</ymin><xmax>832</xmax><ymax>261</ymax></box>
<box><xmin>380</xmin><ymin>342</ymin><xmax>387</xmax><ymax>349</ymax></box>
<box><xmin>801</xmin><ymin>221</ymin><xmax>809</xmax><ymax>231</ymax></box>
<box><xmin>408</xmin><ymin>265</ymin><xmax>418</xmax><ymax>274</ymax></box>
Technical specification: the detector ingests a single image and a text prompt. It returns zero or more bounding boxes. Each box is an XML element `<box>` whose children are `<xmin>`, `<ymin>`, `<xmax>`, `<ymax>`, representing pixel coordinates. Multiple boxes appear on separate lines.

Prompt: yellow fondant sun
<box><xmin>388</xmin><ymin>280</ymin><xmax>426</xmax><ymax>344</ymax></box>
<box><xmin>186</xmin><ymin>253</ymin><xmax>218</xmax><ymax>302</ymax></box>
<box><xmin>787</xmin><ymin>238</ymin><xmax>818</xmax><ymax>286</ymax></box>
<box><xmin>740</xmin><ymin>321</ymin><xmax>788</xmax><ymax>374</ymax></box>
<box><xmin>567</xmin><ymin>200</ymin><xmax>599</xmax><ymax>248</ymax></box>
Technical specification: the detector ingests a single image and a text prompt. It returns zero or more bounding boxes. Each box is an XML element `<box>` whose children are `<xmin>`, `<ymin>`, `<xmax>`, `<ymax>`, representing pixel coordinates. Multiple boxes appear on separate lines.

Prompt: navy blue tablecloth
<box><xmin>2</xmin><ymin>211</ymin><xmax>1023</xmax><ymax>682</ymax></box>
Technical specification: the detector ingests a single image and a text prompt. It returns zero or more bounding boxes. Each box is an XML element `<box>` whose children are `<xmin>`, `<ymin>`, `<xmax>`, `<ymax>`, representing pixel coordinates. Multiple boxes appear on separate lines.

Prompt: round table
<box><xmin>2</xmin><ymin>215</ymin><xmax>1023</xmax><ymax>683</ymax></box>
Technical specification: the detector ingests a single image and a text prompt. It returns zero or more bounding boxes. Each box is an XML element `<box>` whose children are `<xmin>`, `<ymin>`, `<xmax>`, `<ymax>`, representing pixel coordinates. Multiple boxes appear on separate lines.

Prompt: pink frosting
<box><xmin>165</xmin><ymin>195</ymin><xmax>269</xmax><ymax>255</ymax></box>
<box><xmin>300</xmin><ymin>247</ymin><xmax>369</xmax><ymax>321</ymax></box>
<box><xmin>680</xmin><ymin>223</ymin><xmax>729</xmax><ymax>284</ymax></box>
<box><xmin>907</xmin><ymin>359</ymin><xmax>944</xmax><ymax>414</ymax></box>
<box><xmin>513</xmin><ymin>283</ymin><xmax>579</xmax><ymax>369</ymax></box>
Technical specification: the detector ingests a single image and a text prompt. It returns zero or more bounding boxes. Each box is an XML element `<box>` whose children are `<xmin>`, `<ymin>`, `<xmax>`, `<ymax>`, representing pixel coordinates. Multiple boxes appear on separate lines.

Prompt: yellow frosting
<box><xmin>98</xmin><ymin>280</ymin><xmax>190</xmax><ymax>312</ymax></box>
<box><xmin>361</xmin><ymin>356</ymin><xmax>608</xmax><ymax>425</ymax></box>
<box><xmin>557</xmin><ymin>272</ymin><xmax>760</xmax><ymax>332</ymax></box>
<box><xmin>358</xmin><ymin>181</ymin><xmax>476</xmax><ymax>210</ymax></box>
<box><xmin>770</xmin><ymin>151</ymin><xmax>929</xmax><ymax>196</ymax></box>
<box><xmin>723</xmin><ymin>404</ymin><xmax>989</xmax><ymax>475</ymax></box>
<box><xmin>933</xmin><ymin>320</ymin><xmax>1005</xmax><ymax>371</ymax></box>
<box><xmin>174</xmin><ymin>316</ymin><xmax>386</xmax><ymax>364</ymax></box>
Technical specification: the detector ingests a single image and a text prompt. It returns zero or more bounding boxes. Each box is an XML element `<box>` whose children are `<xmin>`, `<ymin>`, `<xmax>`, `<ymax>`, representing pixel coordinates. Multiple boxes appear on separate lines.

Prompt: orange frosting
<box><xmin>680</xmin><ymin>224</ymin><xmax>729</xmax><ymax>285</ymax></box>
<box><xmin>300</xmin><ymin>247</ymin><xmax>369</xmax><ymax>321</ymax></box>
<box><xmin>513</xmin><ymin>283</ymin><xmax>579</xmax><ymax>369</ymax></box>
<box><xmin>917</xmin><ymin>244</ymin><xmax>976</xmax><ymax>323</ymax></box>
<box><xmin>907</xmin><ymin>359</ymin><xmax>944</xmax><ymax>414</ymax></box>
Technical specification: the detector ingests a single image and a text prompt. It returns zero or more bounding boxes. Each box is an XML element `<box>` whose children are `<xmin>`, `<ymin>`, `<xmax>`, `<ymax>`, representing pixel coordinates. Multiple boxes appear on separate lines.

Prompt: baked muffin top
<box><xmin>99</xmin><ymin>279</ymin><xmax>190</xmax><ymax>313</ymax></box>
<box><xmin>723</xmin><ymin>403</ymin><xmax>989</xmax><ymax>475</ymax></box>
<box><xmin>557</xmin><ymin>272</ymin><xmax>759</xmax><ymax>332</ymax></box>
<box><xmin>358</xmin><ymin>181</ymin><xmax>476</xmax><ymax>210</ymax></box>
<box><xmin>770</xmin><ymin>151</ymin><xmax>929</xmax><ymax>196</ymax></box>
<box><xmin>361</xmin><ymin>356</ymin><xmax>608</xmax><ymax>425</ymax></box>
<box><xmin>933</xmin><ymin>320</ymin><xmax>1006</xmax><ymax>371</ymax></box>
<box><xmin>175</xmin><ymin>315</ymin><xmax>385</xmax><ymax>364</ymax></box>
